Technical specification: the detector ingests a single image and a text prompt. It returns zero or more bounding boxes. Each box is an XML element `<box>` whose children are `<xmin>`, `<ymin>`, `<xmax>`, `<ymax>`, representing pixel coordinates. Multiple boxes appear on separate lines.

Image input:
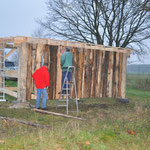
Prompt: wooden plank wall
<box><xmin>26</xmin><ymin>44</ymin><xmax>127</xmax><ymax>100</ymax></box>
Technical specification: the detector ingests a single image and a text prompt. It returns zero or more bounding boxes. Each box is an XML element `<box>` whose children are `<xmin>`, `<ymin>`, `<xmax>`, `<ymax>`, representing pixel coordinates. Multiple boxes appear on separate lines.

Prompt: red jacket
<box><xmin>32</xmin><ymin>66</ymin><xmax>50</xmax><ymax>89</ymax></box>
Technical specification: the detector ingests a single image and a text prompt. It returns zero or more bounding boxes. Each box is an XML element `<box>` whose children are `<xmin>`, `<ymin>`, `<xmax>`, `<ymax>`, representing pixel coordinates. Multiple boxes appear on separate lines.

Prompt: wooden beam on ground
<box><xmin>32</xmin><ymin>108</ymin><xmax>86</xmax><ymax>121</ymax></box>
<box><xmin>0</xmin><ymin>116</ymin><xmax>51</xmax><ymax>129</ymax></box>
<box><xmin>5</xmin><ymin>49</ymin><xmax>17</xmax><ymax>59</ymax></box>
<box><xmin>0</xmin><ymin>89</ymin><xmax>17</xmax><ymax>98</ymax></box>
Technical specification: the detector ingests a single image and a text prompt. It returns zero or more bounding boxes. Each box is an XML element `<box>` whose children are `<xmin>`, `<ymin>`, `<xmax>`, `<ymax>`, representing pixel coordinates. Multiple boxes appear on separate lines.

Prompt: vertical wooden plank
<box><xmin>44</xmin><ymin>45</ymin><xmax>50</xmax><ymax>64</ymax></box>
<box><xmin>99</xmin><ymin>51</ymin><xmax>105</xmax><ymax>97</ymax></box>
<box><xmin>55</xmin><ymin>46</ymin><xmax>62</xmax><ymax>99</ymax></box>
<box><xmin>31</xmin><ymin>49</ymin><xmax>36</xmax><ymax>99</ymax></box>
<box><xmin>49</xmin><ymin>46</ymin><xmax>57</xmax><ymax>99</ymax></box>
<box><xmin>83</xmin><ymin>49</ymin><xmax>90</xmax><ymax>98</ymax></box>
<box><xmin>17</xmin><ymin>42</ymin><xmax>28</xmax><ymax>102</ymax></box>
<box><xmin>26</xmin><ymin>43</ymin><xmax>32</xmax><ymax>100</ymax></box>
<box><xmin>77</xmin><ymin>48</ymin><xmax>84</xmax><ymax>99</ymax></box>
<box><xmin>32</xmin><ymin>44</ymin><xmax>45</xmax><ymax>99</ymax></box>
<box><xmin>95</xmin><ymin>51</ymin><xmax>102</xmax><ymax>97</ymax></box>
<box><xmin>71</xmin><ymin>47</ymin><xmax>76</xmax><ymax>98</ymax></box>
<box><xmin>44</xmin><ymin>45</ymin><xmax>50</xmax><ymax>99</ymax></box>
<box><xmin>91</xmin><ymin>50</ymin><xmax>96</xmax><ymax>97</ymax></box>
<box><xmin>102</xmin><ymin>51</ymin><xmax>109</xmax><ymax>97</ymax></box>
<box><xmin>118</xmin><ymin>53</ymin><xmax>123</xmax><ymax>97</ymax></box>
<box><xmin>121</xmin><ymin>53</ymin><xmax>127</xmax><ymax>98</ymax></box>
<box><xmin>106</xmin><ymin>52</ymin><xmax>114</xmax><ymax>97</ymax></box>
<box><xmin>35</xmin><ymin>44</ymin><xmax>45</xmax><ymax>70</ymax></box>
<box><xmin>113</xmin><ymin>52</ymin><xmax>119</xmax><ymax>97</ymax></box>
<box><xmin>89</xmin><ymin>50</ymin><xmax>93</xmax><ymax>97</ymax></box>
<box><xmin>74</xmin><ymin>48</ymin><xmax>79</xmax><ymax>98</ymax></box>
<box><xmin>112</xmin><ymin>52</ymin><xmax>116</xmax><ymax>97</ymax></box>
<box><xmin>81</xmin><ymin>48</ymin><xmax>85</xmax><ymax>98</ymax></box>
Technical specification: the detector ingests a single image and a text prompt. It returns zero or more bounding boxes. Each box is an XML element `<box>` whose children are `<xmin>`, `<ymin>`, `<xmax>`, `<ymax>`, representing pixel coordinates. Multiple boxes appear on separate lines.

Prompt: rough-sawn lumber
<box><xmin>0</xmin><ymin>116</ymin><xmax>51</xmax><ymax>129</ymax></box>
<box><xmin>32</xmin><ymin>108</ymin><xmax>86</xmax><ymax>121</ymax></box>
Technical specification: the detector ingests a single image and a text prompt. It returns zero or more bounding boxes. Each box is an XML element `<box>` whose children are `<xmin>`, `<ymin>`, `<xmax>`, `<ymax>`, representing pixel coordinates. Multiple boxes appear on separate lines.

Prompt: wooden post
<box><xmin>121</xmin><ymin>53</ymin><xmax>127</xmax><ymax>98</ymax></box>
<box><xmin>17</xmin><ymin>42</ymin><xmax>28</xmax><ymax>102</ymax></box>
<box><xmin>78</xmin><ymin>48</ymin><xmax>84</xmax><ymax>98</ymax></box>
<box><xmin>107</xmin><ymin>52</ymin><xmax>114</xmax><ymax>97</ymax></box>
<box><xmin>95</xmin><ymin>51</ymin><xmax>102</xmax><ymax>97</ymax></box>
<box><xmin>26</xmin><ymin>43</ymin><xmax>33</xmax><ymax>100</ymax></box>
<box><xmin>100</xmin><ymin>51</ymin><xmax>105</xmax><ymax>97</ymax></box>
<box><xmin>118</xmin><ymin>53</ymin><xmax>123</xmax><ymax>97</ymax></box>
<box><xmin>44</xmin><ymin>45</ymin><xmax>50</xmax><ymax>99</ymax></box>
<box><xmin>56</xmin><ymin>46</ymin><xmax>62</xmax><ymax>99</ymax></box>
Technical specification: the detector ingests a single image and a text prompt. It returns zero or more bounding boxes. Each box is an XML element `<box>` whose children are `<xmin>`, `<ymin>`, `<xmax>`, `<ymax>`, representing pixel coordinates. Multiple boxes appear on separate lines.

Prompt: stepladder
<box><xmin>56</xmin><ymin>66</ymin><xmax>79</xmax><ymax>114</ymax></box>
<box><xmin>0</xmin><ymin>45</ymin><xmax>6</xmax><ymax>102</ymax></box>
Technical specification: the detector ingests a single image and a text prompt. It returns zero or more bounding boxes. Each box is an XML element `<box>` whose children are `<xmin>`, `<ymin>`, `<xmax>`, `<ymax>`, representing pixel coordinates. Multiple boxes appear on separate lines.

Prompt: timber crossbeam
<box><xmin>0</xmin><ymin>36</ymin><xmax>132</xmax><ymax>55</ymax></box>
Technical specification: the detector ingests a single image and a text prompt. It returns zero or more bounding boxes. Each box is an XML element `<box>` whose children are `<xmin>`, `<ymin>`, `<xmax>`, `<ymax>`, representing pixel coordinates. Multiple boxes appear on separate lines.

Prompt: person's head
<box><xmin>66</xmin><ymin>47</ymin><xmax>71</xmax><ymax>52</ymax></box>
<box><xmin>43</xmin><ymin>63</ymin><xmax>48</xmax><ymax>68</ymax></box>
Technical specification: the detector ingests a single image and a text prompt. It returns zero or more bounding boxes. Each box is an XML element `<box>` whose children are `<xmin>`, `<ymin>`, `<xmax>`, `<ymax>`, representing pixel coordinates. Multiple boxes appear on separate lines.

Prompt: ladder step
<box><xmin>61</xmin><ymin>88</ymin><xmax>71</xmax><ymax>90</ymax></box>
<box><xmin>60</xmin><ymin>94</ymin><xmax>70</xmax><ymax>96</ymax></box>
<box><xmin>57</xmin><ymin>105</ymin><xmax>67</xmax><ymax>107</ymax></box>
<box><xmin>58</xmin><ymin>99</ymin><xmax>68</xmax><ymax>102</ymax></box>
<box><xmin>0</xmin><ymin>99</ymin><xmax>6</xmax><ymax>102</ymax></box>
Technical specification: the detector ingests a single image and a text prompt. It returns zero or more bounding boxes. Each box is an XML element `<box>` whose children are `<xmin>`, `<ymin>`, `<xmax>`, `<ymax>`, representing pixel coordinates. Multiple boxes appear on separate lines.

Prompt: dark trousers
<box><xmin>62</xmin><ymin>71</ymin><xmax>71</xmax><ymax>89</ymax></box>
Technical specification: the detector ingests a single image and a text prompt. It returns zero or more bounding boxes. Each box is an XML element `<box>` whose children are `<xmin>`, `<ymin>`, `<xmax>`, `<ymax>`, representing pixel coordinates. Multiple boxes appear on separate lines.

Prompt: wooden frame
<box><xmin>0</xmin><ymin>36</ymin><xmax>132</xmax><ymax>102</ymax></box>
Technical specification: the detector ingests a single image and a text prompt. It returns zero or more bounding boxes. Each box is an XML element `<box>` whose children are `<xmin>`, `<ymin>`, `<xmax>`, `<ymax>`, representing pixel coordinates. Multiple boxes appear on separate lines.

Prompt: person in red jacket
<box><xmin>32</xmin><ymin>63</ymin><xmax>50</xmax><ymax>110</ymax></box>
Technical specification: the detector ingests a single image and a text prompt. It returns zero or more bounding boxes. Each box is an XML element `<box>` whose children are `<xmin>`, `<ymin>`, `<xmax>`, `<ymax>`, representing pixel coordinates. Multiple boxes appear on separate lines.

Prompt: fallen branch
<box><xmin>0</xmin><ymin>116</ymin><xmax>51</xmax><ymax>129</ymax></box>
<box><xmin>32</xmin><ymin>108</ymin><xmax>86</xmax><ymax>121</ymax></box>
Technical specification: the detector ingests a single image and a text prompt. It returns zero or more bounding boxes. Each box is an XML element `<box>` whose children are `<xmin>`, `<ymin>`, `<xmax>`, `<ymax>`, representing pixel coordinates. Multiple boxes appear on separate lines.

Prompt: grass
<box><xmin>0</xmin><ymin>75</ymin><xmax>150</xmax><ymax>150</ymax></box>
<box><xmin>5</xmin><ymin>80</ymin><xmax>17</xmax><ymax>87</ymax></box>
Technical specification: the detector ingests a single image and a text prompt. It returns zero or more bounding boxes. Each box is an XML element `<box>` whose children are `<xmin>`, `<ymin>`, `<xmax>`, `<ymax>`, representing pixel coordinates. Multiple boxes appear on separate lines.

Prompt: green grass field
<box><xmin>0</xmin><ymin>74</ymin><xmax>150</xmax><ymax>150</ymax></box>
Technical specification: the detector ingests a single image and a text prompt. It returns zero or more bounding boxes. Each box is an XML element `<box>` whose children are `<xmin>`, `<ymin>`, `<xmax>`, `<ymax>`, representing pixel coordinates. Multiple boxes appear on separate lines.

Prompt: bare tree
<box><xmin>38</xmin><ymin>0</ymin><xmax>150</xmax><ymax>54</ymax></box>
<box><xmin>31</xmin><ymin>27</ymin><xmax>46</xmax><ymax>38</ymax></box>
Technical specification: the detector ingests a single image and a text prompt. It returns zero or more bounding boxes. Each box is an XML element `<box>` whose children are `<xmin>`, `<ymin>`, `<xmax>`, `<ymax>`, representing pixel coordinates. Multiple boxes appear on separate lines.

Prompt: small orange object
<box><xmin>126</xmin><ymin>130</ymin><xmax>136</xmax><ymax>135</ymax></box>
<box><xmin>85</xmin><ymin>141</ymin><xmax>90</xmax><ymax>145</ymax></box>
<box><xmin>131</xmin><ymin>131</ymin><xmax>136</xmax><ymax>135</ymax></box>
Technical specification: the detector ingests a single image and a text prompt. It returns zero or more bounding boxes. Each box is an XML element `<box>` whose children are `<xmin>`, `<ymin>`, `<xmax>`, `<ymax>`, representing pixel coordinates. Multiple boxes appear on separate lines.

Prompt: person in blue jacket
<box><xmin>60</xmin><ymin>47</ymin><xmax>73</xmax><ymax>93</ymax></box>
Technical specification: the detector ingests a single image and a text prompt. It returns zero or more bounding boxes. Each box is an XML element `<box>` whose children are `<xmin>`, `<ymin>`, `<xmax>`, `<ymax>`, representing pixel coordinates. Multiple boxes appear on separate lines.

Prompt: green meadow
<box><xmin>0</xmin><ymin>74</ymin><xmax>150</xmax><ymax>150</ymax></box>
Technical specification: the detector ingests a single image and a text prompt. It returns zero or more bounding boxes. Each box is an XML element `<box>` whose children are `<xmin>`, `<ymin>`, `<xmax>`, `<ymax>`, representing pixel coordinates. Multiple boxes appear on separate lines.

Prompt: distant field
<box><xmin>0</xmin><ymin>74</ymin><xmax>150</xmax><ymax>150</ymax></box>
<box><xmin>127</xmin><ymin>73</ymin><xmax>150</xmax><ymax>90</ymax></box>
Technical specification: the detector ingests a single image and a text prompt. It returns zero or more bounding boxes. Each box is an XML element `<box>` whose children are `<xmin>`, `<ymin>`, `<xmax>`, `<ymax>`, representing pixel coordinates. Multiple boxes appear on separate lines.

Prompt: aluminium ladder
<box><xmin>0</xmin><ymin>46</ymin><xmax>6</xmax><ymax>102</ymax></box>
<box><xmin>56</xmin><ymin>66</ymin><xmax>78</xmax><ymax>114</ymax></box>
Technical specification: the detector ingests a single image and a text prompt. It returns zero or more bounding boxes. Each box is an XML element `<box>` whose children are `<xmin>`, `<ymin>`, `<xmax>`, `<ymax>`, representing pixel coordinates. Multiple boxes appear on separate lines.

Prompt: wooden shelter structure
<box><xmin>0</xmin><ymin>36</ymin><xmax>131</xmax><ymax>103</ymax></box>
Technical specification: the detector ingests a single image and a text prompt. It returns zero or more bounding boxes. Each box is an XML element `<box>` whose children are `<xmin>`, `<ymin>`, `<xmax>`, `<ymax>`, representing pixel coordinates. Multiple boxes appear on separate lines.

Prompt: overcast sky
<box><xmin>0</xmin><ymin>0</ymin><xmax>149</xmax><ymax>64</ymax></box>
<box><xmin>0</xmin><ymin>0</ymin><xmax>47</xmax><ymax>37</ymax></box>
